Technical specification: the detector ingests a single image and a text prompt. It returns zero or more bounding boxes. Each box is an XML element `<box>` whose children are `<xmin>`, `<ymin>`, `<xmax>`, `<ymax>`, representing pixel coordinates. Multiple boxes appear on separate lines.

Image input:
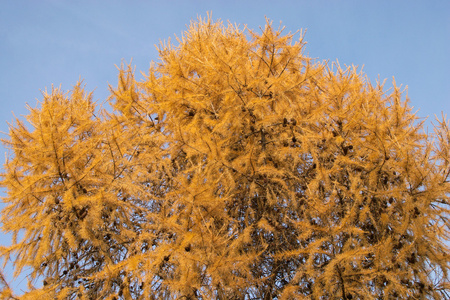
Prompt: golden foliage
<box><xmin>1</xmin><ymin>15</ymin><xmax>449</xmax><ymax>299</ymax></box>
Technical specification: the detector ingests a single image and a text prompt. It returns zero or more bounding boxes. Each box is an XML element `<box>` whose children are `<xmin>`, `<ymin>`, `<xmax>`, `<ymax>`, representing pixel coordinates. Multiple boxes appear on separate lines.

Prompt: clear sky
<box><xmin>0</xmin><ymin>0</ymin><xmax>449</xmax><ymax>293</ymax></box>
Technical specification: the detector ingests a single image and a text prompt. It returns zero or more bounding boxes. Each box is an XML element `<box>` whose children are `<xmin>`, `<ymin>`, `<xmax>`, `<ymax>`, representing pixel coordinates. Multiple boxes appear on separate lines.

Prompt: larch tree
<box><xmin>1</xmin><ymin>16</ymin><xmax>449</xmax><ymax>300</ymax></box>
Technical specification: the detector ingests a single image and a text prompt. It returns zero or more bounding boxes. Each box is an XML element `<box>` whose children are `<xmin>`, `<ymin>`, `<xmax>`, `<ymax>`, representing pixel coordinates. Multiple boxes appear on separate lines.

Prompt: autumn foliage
<box><xmin>1</xmin><ymin>16</ymin><xmax>449</xmax><ymax>299</ymax></box>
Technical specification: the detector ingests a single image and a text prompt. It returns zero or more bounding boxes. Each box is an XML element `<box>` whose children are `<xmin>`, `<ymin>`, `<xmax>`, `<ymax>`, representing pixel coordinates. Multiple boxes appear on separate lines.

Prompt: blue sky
<box><xmin>0</xmin><ymin>0</ymin><xmax>449</xmax><ymax>293</ymax></box>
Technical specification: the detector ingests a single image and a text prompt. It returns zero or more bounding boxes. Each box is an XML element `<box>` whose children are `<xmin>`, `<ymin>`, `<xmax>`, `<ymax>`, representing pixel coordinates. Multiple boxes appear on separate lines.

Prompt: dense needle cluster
<box><xmin>0</xmin><ymin>16</ymin><xmax>449</xmax><ymax>299</ymax></box>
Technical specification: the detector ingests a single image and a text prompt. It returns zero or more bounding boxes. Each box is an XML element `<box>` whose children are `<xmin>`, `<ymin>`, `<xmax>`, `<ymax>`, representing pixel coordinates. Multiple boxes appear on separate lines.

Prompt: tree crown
<box><xmin>1</xmin><ymin>16</ymin><xmax>449</xmax><ymax>300</ymax></box>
